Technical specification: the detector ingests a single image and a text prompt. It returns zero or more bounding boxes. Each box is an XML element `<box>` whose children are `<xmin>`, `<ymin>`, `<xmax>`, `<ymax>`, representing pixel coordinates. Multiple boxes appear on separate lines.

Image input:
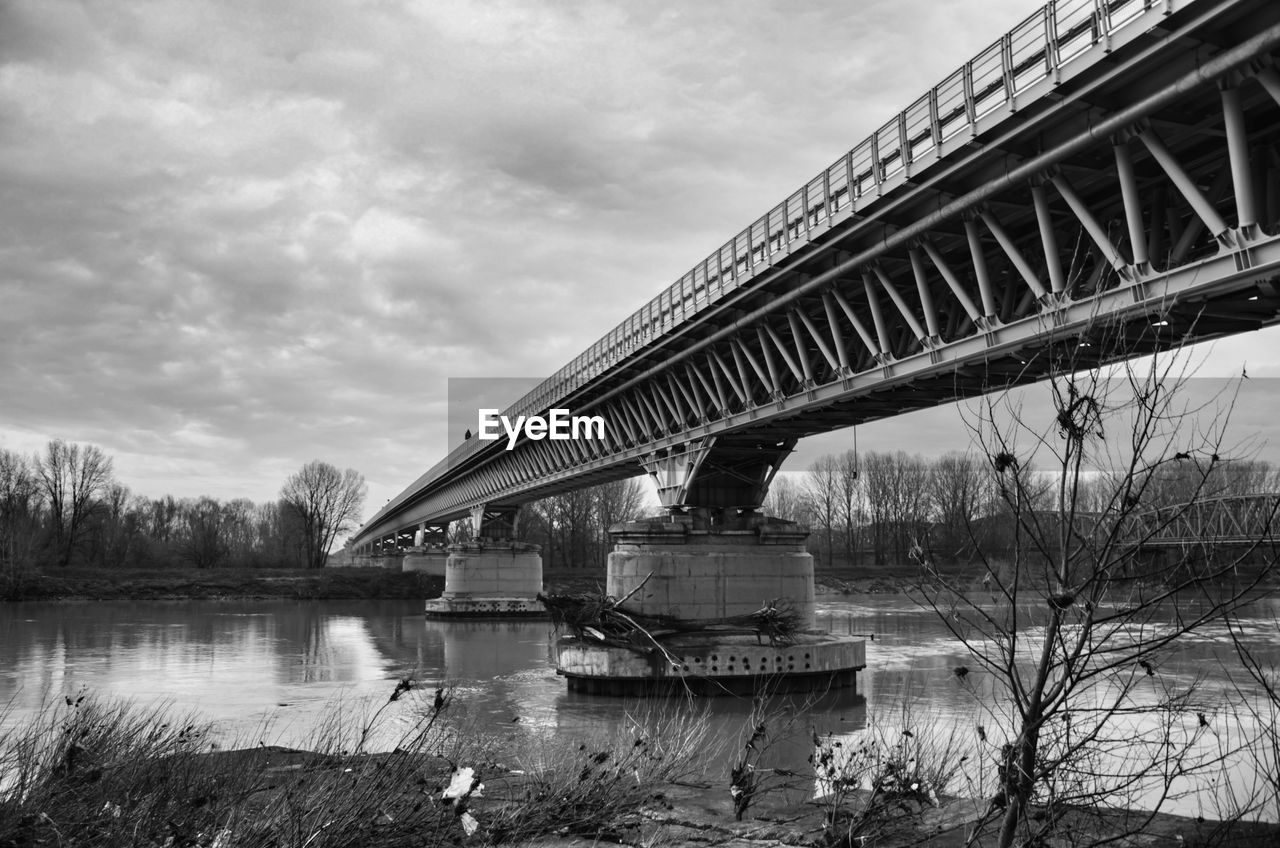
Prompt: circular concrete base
<box><xmin>555</xmin><ymin>632</ymin><xmax>865</xmax><ymax>697</ymax></box>
<box><xmin>423</xmin><ymin>597</ymin><xmax>548</xmax><ymax>619</ymax></box>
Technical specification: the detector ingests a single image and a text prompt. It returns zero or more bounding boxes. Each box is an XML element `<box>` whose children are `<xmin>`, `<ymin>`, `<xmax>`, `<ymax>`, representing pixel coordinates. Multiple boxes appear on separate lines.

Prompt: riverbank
<box><xmin>6</xmin><ymin>739</ymin><xmax>1277</xmax><ymax>848</ymax></box>
<box><xmin>126</xmin><ymin>752</ymin><xmax>1280</xmax><ymax>847</ymax></box>
<box><xmin>7</xmin><ymin>557</ymin><xmax>1275</xmax><ymax>603</ymax></box>
<box><xmin>1</xmin><ymin>567</ymin><xmax>444</xmax><ymax>601</ymax></box>
<box><xmin>812</xmin><ymin>557</ymin><xmax>1280</xmax><ymax>597</ymax></box>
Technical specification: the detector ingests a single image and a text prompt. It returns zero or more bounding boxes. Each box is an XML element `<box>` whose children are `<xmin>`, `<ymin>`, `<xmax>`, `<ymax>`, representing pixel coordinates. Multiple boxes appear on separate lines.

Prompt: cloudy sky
<box><xmin>3</xmin><ymin>0</ymin><xmax>1278</xmax><ymax>518</ymax></box>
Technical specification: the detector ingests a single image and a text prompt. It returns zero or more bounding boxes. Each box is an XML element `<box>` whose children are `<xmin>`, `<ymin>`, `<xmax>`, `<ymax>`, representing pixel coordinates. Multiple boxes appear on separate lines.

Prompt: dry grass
<box><xmin>0</xmin><ymin>687</ymin><xmax>715</xmax><ymax>847</ymax></box>
<box><xmin>0</xmin><ymin>692</ymin><xmax>261</xmax><ymax>847</ymax></box>
<box><xmin>478</xmin><ymin>700</ymin><xmax>719</xmax><ymax>844</ymax></box>
<box><xmin>812</xmin><ymin>709</ymin><xmax>971</xmax><ymax>847</ymax></box>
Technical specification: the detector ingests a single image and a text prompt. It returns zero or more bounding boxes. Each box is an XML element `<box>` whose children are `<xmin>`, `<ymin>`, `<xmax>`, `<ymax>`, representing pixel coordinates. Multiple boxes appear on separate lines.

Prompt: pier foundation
<box><xmin>423</xmin><ymin>540</ymin><xmax>546</xmax><ymax>618</ymax></box>
<box><xmin>554</xmin><ymin>514</ymin><xmax>865</xmax><ymax>695</ymax></box>
<box><xmin>402</xmin><ymin>548</ymin><xmax>448</xmax><ymax>576</ymax></box>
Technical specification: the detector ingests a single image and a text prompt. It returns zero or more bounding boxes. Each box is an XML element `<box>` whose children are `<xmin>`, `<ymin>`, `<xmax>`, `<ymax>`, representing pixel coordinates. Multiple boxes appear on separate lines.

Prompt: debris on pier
<box><xmin>538</xmin><ymin>581</ymin><xmax>803</xmax><ymax>654</ymax></box>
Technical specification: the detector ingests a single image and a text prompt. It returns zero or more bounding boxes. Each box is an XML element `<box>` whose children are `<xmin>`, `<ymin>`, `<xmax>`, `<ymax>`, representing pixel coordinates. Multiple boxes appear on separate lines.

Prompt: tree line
<box><xmin>508</xmin><ymin>442</ymin><xmax>1280</xmax><ymax>573</ymax></box>
<box><xmin>762</xmin><ymin>447</ymin><xmax>1280</xmax><ymax>569</ymax></box>
<box><xmin>521</xmin><ymin>478</ymin><xmax>649</xmax><ymax>570</ymax></box>
<box><xmin>1</xmin><ymin>440</ymin><xmax>366</xmax><ymax>588</ymax></box>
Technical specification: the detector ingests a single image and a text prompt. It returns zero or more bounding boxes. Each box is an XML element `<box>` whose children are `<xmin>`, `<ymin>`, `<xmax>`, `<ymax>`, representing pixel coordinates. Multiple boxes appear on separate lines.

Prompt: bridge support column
<box><xmin>403</xmin><ymin>523</ymin><xmax>449</xmax><ymax>576</ymax></box>
<box><xmin>554</xmin><ymin>435</ymin><xmax>865</xmax><ymax>696</ymax></box>
<box><xmin>370</xmin><ymin>534</ymin><xmax>400</xmax><ymax>568</ymax></box>
<box><xmin>402</xmin><ymin>549</ymin><xmax>448</xmax><ymax>576</ymax></box>
<box><xmin>423</xmin><ymin>505</ymin><xmax>546</xmax><ymax>618</ymax></box>
<box><xmin>607</xmin><ymin>516</ymin><xmax>817</xmax><ymax>627</ymax></box>
<box><xmin>371</xmin><ymin>552</ymin><xmax>403</xmax><ymax>570</ymax></box>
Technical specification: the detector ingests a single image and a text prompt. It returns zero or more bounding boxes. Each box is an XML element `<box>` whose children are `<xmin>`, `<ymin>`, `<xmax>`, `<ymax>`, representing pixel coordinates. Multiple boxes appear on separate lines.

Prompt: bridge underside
<box><xmin>354</xmin><ymin>0</ymin><xmax>1280</xmax><ymax>554</ymax></box>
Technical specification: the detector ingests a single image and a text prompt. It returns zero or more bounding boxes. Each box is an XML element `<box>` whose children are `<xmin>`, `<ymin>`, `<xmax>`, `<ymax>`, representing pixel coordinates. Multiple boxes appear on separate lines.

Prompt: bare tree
<box><xmin>1225</xmin><ymin>607</ymin><xmax>1280</xmax><ymax>822</ymax></box>
<box><xmin>527</xmin><ymin>479</ymin><xmax>648</xmax><ymax>570</ymax></box>
<box><xmin>927</xmin><ymin>452</ymin><xmax>992</xmax><ymax>563</ymax></box>
<box><xmin>761</xmin><ymin>474</ymin><xmax>811</xmax><ymax>524</ymax></box>
<box><xmin>253</xmin><ymin>500</ymin><xmax>296</xmax><ymax>566</ymax></box>
<box><xmin>0</xmin><ymin>449</ymin><xmax>43</xmax><ymax>592</ymax></box>
<box><xmin>805</xmin><ymin>455</ymin><xmax>841</xmax><ymax>568</ymax></box>
<box><xmin>148</xmin><ymin>495</ymin><xmax>180</xmax><ymax>545</ymax></box>
<box><xmin>915</xmin><ymin>336</ymin><xmax>1271</xmax><ymax>846</ymax></box>
<box><xmin>595</xmin><ymin>477</ymin><xmax>647</xmax><ymax>535</ymax></box>
<box><xmin>836</xmin><ymin>449</ymin><xmax>862</xmax><ymax>566</ymax></box>
<box><xmin>222</xmin><ymin>498</ymin><xmax>259</xmax><ymax>566</ymax></box>
<box><xmin>178</xmin><ymin>496</ymin><xmax>229</xmax><ymax>570</ymax></box>
<box><xmin>279</xmin><ymin>461</ymin><xmax>367</xmax><ymax>569</ymax></box>
<box><xmin>35</xmin><ymin>439</ymin><xmax>114</xmax><ymax>567</ymax></box>
<box><xmin>87</xmin><ymin>483</ymin><xmax>144</xmax><ymax>569</ymax></box>
<box><xmin>862</xmin><ymin>451</ymin><xmax>930</xmax><ymax>565</ymax></box>
<box><xmin>1143</xmin><ymin>456</ymin><xmax>1279</xmax><ymax>508</ymax></box>
<box><xmin>544</xmin><ymin>488</ymin><xmax>595</xmax><ymax>569</ymax></box>
<box><xmin>449</xmin><ymin>516</ymin><xmax>475</xmax><ymax>545</ymax></box>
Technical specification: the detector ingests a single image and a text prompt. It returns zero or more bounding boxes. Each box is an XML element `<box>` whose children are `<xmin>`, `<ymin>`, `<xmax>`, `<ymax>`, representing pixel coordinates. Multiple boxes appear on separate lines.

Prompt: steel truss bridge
<box><xmin>353</xmin><ymin>0</ymin><xmax>1280</xmax><ymax>554</ymax></box>
<box><xmin>1133</xmin><ymin>492</ymin><xmax>1280</xmax><ymax>546</ymax></box>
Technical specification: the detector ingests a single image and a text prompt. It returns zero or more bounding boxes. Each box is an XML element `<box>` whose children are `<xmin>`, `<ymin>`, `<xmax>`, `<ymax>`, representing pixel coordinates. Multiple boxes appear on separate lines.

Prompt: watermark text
<box><xmin>477</xmin><ymin>408</ymin><xmax>605</xmax><ymax>450</ymax></box>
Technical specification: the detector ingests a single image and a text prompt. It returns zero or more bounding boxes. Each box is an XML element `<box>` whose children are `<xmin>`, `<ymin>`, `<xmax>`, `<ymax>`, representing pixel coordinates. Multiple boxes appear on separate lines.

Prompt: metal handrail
<box><xmin>505</xmin><ymin>0</ymin><xmax>1169</xmax><ymax>429</ymax></box>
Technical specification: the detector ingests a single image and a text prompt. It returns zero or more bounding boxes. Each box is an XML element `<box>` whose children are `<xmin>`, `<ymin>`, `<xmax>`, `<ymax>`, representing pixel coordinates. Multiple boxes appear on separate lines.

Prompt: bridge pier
<box><xmin>607</xmin><ymin>515</ymin><xmax>817</xmax><ymax>626</ymax></box>
<box><xmin>402</xmin><ymin>523</ymin><xmax>449</xmax><ymax>575</ymax></box>
<box><xmin>402</xmin><ymin>548</ymin><xmax>447</xmax><ymax>576</ymax></box>
<box><xmin>556</xmin><ymin>512</ymin><xmax>864</xmax><ymax>695</ymax></box>
<box><xmin>555</xmin><ymin>435</ymin><xmax>865</xmax><ymax>695</ymax></box>
<box><xmin>423</xmin><ymin>505</ymin><xmax>547</xmax><ymax>618</ymax></box>
<box><xmin>371</xmin><ymin>553</ymin><xmax>403</xmax><ymax>570</ymax></box>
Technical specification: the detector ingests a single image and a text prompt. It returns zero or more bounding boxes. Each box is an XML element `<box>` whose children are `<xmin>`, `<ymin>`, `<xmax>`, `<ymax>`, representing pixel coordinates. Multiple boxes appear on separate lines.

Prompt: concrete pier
<box><xmin>422</xmin><ymin>540</ymin><xmax>547</xmax><ymax>618</ymax></box>
<box><xmin>607</xmin><ymin>519</ymin><xmax>817</xmax><ymax>626</ymax></box>
<box><xmin>402</xmin><ymin>547</ymin><xmax>448</xmax><ymax>576</ymax></box>
<box><xmin>554</xmin><ymin>514</ymin><xmax>865</xmax><ymax>695</ymax></box>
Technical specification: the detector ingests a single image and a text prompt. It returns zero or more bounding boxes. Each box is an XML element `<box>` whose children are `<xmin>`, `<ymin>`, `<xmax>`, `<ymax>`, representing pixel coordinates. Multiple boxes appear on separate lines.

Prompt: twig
<box><xmin>613</xmin><ymin>571</ymin><xmax>654</xmax><ymax>607</ymax></box>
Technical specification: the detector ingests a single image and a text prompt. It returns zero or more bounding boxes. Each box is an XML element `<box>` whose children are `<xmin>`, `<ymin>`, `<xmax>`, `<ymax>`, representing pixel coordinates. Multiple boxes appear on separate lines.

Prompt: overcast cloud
<box><xmin>3</xmin><ymin>0</ymin><xmax>1278</xmax><ymax>516</ymax></box>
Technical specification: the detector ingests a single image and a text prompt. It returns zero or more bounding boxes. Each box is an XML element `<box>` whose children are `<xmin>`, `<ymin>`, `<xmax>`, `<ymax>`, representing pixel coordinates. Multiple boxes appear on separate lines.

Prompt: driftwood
<box><xmin>538</xmin><ymin>576</ymin><xmax>803</xmax><ymax>661</ymax></box>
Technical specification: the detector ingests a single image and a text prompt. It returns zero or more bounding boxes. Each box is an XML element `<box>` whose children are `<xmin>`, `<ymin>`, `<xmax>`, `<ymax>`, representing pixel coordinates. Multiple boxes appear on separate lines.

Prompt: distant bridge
<box><xmin>1002</xmin><ymin>493</ymin><xmax>1280</xmax><ymax>553</ymax></box>
<box><xmin>354</xmin><ymin>0</ymin><xmax>1280</xmax><ymax>553</ymax></box>
<box><xmin>1132</xmin><ymin>492</ymin><xmax>1280</xmax><ymax>547</ymax></box>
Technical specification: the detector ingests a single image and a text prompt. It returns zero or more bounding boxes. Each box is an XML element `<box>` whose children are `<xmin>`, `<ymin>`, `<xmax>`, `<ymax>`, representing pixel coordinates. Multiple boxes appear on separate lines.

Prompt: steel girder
<box><xmin>352</xmin><ymin>0</ymin><xmax>1280</xmax><ymax>551</ymax></box>
<box><xmin>1132</xmin><ymin>493</ymin><xmax>1280</xmax><ymax>545</ymax></box>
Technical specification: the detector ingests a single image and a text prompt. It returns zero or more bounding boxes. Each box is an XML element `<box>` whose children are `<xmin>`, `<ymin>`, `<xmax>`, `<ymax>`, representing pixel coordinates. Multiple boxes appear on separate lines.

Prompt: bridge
<box><xmin>988</xmin><ymin>493</ymin><xmax>1280</xmax><ymax>558</ymax></box>
<box><xmin>349</xmin><ymin>0</ymin><xmax>1280</xmax><ymax>692</ymax></box>
<box><xmin>1133</xmin><ymin>492</ymin><xmax>1280</xmax><ymax>546</ymax></box>
<box><xmin>356</xmin><ymin>0</ymin><xmax>1280</xmax><ymax>549</ymax></box>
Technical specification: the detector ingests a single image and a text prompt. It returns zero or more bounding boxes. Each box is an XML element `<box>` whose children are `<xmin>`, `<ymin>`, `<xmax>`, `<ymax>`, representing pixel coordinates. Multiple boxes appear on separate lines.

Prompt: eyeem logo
<box><xmin>477</xmin><ymin>408</ymin><xmax>605</xmax><ymax>451</ymax></box>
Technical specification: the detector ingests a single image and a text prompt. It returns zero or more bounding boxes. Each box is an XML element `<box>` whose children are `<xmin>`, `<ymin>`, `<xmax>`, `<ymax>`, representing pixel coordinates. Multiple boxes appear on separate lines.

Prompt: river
<box><xmin>3</xmin><ymin>594</ymin><xmax>1278</xmax><ymax>820</ymax></box>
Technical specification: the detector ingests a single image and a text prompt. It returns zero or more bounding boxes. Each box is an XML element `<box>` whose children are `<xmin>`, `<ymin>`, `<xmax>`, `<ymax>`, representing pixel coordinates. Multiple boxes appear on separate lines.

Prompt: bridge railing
<box><xmin>508</xmin><ymin>0</ymin><xmax>1166</xmax><ymax>416</ymax></box>
<box><xmin>384</xmin><ymin>0</ymin><xmax>1180</xmax><ymax>514</ymax></box>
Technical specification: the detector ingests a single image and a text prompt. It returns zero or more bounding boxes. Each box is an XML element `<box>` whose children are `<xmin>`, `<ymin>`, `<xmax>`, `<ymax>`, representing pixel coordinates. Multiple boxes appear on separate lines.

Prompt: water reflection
<box><xmin>2</xmin><ymin>596</ymin><xmax>1278</xmax><ymax>818</ymax></box>
<box><xmin>0</xmin><ymin>602</ymin><xmax>417</xmax><ymax>725</ymax></box>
